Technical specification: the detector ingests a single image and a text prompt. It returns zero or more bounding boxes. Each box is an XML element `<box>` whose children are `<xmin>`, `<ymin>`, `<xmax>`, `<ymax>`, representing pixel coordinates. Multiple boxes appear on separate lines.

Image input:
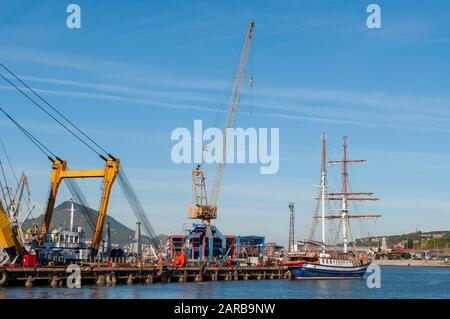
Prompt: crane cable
<box><xmin>0</xmin><ymin>137</ymin><xmax>18</xmax><ymax>184</ymax></box>
<box><xmin>0</xmin><ymin>154</ymin><xmax>9</xmax><ymax>206</ymax></box>
<box><xmin>0</xmin><ymin>63</ymin><xmax>111</xmax><ymax>160</ymax></box>
<box><xmin>0</xmin><ymin>159</ymin><xmax>12</xmax><ymax>204</ymax></box>
<box><xmin>0</xmin><ymin>137</ymin><xmax>17</xmax><ymax>206</ymax></box>
<box><xmin>249</xmin><ymin>36</ymin><xmax>255</xmax><ymax>115</ymax></box>
<box><xmin>0</xmin><ymin>178</ymin><xmax>7</xmax><ymax>209</ymax></box>
<box><xmin>0</xmin><ymin>107</ymin><xmax>58</xmax><ymax>162</ymax></box>
<box><xmin>0</xmin><ymin>71</ymin><xmax>102</xmax><ymax>159</ymax></box>
<box><xmin>0</xmin><ymin>108</ymin><xmax>100</xmax><ymax>235</ymax></box>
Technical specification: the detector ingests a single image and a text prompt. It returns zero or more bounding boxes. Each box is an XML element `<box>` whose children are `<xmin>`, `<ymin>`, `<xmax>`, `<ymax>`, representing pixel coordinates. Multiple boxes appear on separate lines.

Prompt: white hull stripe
<box><xmin>302</xmin><ymin>262</ymin><xmax>368</xmax><ymax>272</ymax></box>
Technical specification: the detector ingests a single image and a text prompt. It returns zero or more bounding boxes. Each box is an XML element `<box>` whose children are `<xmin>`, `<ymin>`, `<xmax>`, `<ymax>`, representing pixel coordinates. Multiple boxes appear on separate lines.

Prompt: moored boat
<box><xmin>289</xmin><ymin>253</ymin><xmax>370</xmax><ymax>279</ymax></box>
<box><xmin>290</xmin><ymin>134</ymin><xmax>381</xmax><ymax>280</ymax></box>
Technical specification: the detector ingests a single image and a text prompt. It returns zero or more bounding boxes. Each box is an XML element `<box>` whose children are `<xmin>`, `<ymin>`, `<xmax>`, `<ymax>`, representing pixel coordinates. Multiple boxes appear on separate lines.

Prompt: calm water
<box><xmin>1</xmin><ymin>267</ymin><xmax>449</xmax><ymax>299</ymax></box>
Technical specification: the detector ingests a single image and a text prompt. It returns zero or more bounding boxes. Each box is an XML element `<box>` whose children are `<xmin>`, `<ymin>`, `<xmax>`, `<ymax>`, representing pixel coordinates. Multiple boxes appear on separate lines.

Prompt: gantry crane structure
<box><xmin>0</xmin><ymin>61</ymin><xmax>158</xmax><ymax>263</ymax></box>
<box><xmin>0</xmin><ymin>106</ymin><xmax>120</xmax><ymax>259</ymax></box>
<box><xmin>39</xmin><ymin>157</ymin><xmax>120</xmax><ymax>255</ymax></box>
<box><xmin>186</xmin><ymin>21</ymin><xmax>255</xmax><ymax>264</ymax></box>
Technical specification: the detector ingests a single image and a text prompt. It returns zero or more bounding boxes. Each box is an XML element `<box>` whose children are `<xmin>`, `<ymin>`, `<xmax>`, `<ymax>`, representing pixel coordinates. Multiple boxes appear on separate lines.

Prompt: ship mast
<box><xmin>319</xmin><ymin>136</ymin><xmax>381</xmax><ymax>254</ymax></box>
<box><xmin>341</xmin><ymin>136</ymin><xmax>350</xmax><ymax>253</ymax></box>
<box><xmin>69</xmin><ymin>198</ymin><xmax>75</xmax><ymax>232</ymax></box>
<box><xmin>320</xmin><ymin>133</ymin><xmax>327</xmax><ymax>250</ymax></box>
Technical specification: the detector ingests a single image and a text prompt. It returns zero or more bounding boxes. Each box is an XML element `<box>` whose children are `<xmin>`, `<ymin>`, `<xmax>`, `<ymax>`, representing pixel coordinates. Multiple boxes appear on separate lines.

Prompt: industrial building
<box><xmin>166</xmin><ymin>234</ymin><xmax>269</xmax><ymax>262</ymax></box>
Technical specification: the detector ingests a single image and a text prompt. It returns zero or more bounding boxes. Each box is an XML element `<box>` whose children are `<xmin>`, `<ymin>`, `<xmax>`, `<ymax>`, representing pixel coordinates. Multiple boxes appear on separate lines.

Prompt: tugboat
<box><xmin>289</xmin><ymin>134</ymin><xmax>380</xmax><ymax>279</ymax></box>
<box><xmin>39</xmin><ymin>226</ymin><xmax>89</xmax><ymax>264</ymax></box>
<box><xmin>37</xmin><ymin>199</ymin><xmax>89</xmax><ymax>264</ymax></box>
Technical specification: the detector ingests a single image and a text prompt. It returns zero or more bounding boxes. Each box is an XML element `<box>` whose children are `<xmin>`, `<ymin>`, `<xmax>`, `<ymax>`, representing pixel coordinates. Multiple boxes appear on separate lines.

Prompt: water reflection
<box><xmin>0</xmin><ymin>267</ymin><xmax>449</xmax><ymax>299</ymax></box>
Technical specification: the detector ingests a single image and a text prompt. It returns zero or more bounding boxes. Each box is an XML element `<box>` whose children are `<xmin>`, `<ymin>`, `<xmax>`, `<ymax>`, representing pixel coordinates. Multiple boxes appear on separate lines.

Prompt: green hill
<box><xmin>356</xmin><ymin>231</ymin><xmax>450</xmax><ymax>249</ymax></box>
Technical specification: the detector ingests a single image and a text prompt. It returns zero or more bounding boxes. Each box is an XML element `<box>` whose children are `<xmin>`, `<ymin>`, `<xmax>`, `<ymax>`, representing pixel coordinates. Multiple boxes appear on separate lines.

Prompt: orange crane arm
<box><xmin>39</xmin><ymin>158</ymin><xmax>120</xmax><ymax>255</ymax></box>
<box><xmin>40</xmin><ymin>159</ymin><xmax>68</xmax><ymax>239</ymax></box>
<box><xmin>91</xmin><ymin>158</ymin><xmax>120</xmax><ymax>254</ymax></box>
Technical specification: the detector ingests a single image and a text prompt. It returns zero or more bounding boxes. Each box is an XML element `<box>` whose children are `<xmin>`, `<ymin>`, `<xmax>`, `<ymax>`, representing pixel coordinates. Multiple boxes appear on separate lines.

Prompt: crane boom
<box><xmin>209</xmin><ymin>20</ymin><xmax>254</xmax><ymax>207</ymax></box>
<box><xmin>185</xmin><ymin>21</ymin><xmax>254</xmax><ymax>265</ymax></box>
<box><xmin>188</xmin><ymin>21</ymin><xmax>254</xmax><ymax>225</ymax></box>
<box><xmin>10</xmin><ymin>173</ymin><xmax>31</xmax><ymax>223</ymax></box>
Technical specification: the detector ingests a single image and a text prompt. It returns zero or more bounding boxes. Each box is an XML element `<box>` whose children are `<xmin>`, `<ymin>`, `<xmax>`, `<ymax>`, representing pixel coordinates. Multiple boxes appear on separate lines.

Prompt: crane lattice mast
<box><xmin>209</xmin><ymin>20</ymin><xmax>255</xmax><ymax>209</ymax></box>
<box><xmin>189</xmin><ymin>20</ymin><xmax>255</xmax><ymax>224</ymax></box>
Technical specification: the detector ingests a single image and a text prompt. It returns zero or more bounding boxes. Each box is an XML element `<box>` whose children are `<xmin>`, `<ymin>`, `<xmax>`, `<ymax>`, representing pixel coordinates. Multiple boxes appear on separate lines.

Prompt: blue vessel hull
<box><xmin>289</xmin><ymin>263</ymin><xmax>368</xmax><ymax>279</ymax></box>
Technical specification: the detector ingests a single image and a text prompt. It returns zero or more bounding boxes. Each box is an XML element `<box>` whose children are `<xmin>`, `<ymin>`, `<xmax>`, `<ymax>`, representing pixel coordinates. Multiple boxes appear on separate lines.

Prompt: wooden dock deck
<box><xmin>0</xmin><ymin>265</ymin><xmax>292</xmax><ymax>287</ymax></box>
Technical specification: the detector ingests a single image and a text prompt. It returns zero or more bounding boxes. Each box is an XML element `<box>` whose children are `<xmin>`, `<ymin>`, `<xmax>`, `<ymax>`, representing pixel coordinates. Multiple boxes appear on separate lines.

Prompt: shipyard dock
<box><xmin>0</xmin><ymin>264</ymin><xmax>292</xmax><ymax>287</ymax></box>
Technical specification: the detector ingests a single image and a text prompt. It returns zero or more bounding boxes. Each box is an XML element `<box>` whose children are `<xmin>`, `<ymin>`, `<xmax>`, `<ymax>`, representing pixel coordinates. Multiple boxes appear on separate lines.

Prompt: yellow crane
<box><xmin>39</xmin><ymin>157</ymin><xmax>120</xmax><ymax>255</ymax></box>
<box><xmin>0</xmin><ymin>60</ymin><xmax>159</xmax><ymax>263</ymax></box>
<box><xmin>0</xmin><ymin>107</ymin><xmax>111</xmax><ymax>258</ymax></box>
<box><xmin>0</xmin><ymin>200</ymin><xmax>25</xmax><ymax>261</ymax></box>
<box><xmin>188</xmin><ymin>165</ymin><xmax>217</xmax><ymax>223</ymax></box>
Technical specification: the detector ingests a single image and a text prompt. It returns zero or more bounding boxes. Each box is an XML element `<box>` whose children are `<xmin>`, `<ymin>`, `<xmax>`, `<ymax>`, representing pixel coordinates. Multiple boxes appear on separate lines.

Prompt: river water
<box><xmin>0</xmin><ymin>267</ymin><xmax>449</xmax><ymax>299</ymax></box>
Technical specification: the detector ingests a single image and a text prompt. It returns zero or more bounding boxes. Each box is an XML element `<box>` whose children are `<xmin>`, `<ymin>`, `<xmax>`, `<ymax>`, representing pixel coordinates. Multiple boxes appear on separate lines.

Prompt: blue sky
<box><xmin>0</xmin><ymin>0</ymin><xmax>449</xmax><ymax>247</ymax></box>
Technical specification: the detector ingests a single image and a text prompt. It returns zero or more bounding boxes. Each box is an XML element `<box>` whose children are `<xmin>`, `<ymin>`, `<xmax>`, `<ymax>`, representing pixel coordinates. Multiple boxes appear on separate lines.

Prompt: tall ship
<box><xmin>289</xmin><ymin>134</ymin><xmax>381</xmax><ymax>279</ymax></box>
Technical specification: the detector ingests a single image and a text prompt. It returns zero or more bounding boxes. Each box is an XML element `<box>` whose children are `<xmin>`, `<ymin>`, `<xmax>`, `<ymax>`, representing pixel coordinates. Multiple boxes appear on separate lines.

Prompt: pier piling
<box><xmin>96</xmin><ymin>275</ymin><xmax>106</xmax><ymax>286</ymax></box>
<box><xmin>105</xmin><ymin>274</ymin><xmax>112</xmax><ymax>285</ymax></box>
<box><xmin>195</xmin><ymin>272</ymin><xmax>203</xmax><ymax>282</ymax></box>
<box><xmin>50</xmin><ymin>275</ymin><xmax>58</xmax><ymax>288</ymax></box>
<box><xmin>25</xmin><ymin>276</ymin><xmax>33</xmax><ymax>288</ymax></box>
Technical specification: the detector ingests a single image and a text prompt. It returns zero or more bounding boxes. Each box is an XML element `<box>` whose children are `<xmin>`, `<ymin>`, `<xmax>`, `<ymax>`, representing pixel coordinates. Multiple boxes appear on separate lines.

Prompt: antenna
<box><xmin>69</xmin><ymin>198</ymin><xmax>76</xmax><ymax>232</ymax></box>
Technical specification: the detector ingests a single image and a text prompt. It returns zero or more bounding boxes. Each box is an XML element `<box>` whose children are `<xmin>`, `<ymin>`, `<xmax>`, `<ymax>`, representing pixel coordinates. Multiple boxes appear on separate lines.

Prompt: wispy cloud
<box><xmin>2</xmin><ymin>68</ymin><xmax>450</xmax><ymax>134</ymax></box>
<box><xmin>1</xmin><ymin>45</ymin><xmax>449</xmax><ymax>127</ymax></box>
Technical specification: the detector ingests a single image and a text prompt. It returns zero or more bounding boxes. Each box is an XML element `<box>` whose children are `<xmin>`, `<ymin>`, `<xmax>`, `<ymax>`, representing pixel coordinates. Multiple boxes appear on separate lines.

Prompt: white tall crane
<box><xmin>186</xmin><ymin>21</ymin><xmax>254</xmax><ymax>264</ymax></box>
<box><xmin>189</xmin><ymin>20</ymin><xmax>255</xmax><ymax>225</ymax></box>
<box><xmin>209</xmin><ymin>20</ymin><xmax>255</xmax><ymax>210</ymax></box>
